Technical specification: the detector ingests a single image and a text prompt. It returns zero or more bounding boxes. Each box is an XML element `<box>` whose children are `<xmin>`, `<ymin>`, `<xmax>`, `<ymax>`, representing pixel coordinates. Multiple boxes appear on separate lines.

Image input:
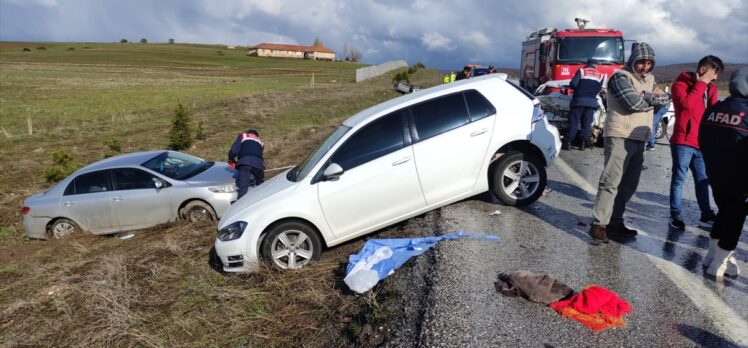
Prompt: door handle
<box><xmin>471</xmin><ymin>128</ymin><xmax>488</xmax><ymax>137</ymax></box>
<box><xmin>64</xmin><ymin>201</ymin><xmax>75</xmax><ymax>206</ymax></box>
<box><xmin>113</xmin><ymin>196</ymin><xmax>123</xmax><ymax>202</ymax></box>
<box><xmin>392</xmin><ymin>157</ymin><xmax>411</xmax><ymax>166</ymax></box>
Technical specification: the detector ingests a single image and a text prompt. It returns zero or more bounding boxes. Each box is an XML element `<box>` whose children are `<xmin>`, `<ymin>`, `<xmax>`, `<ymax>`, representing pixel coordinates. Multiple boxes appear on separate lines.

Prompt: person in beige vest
<box><xmin>588</xmin><ymin>42</ymin><xmax>670</xmax><ymax>244</ymax></box>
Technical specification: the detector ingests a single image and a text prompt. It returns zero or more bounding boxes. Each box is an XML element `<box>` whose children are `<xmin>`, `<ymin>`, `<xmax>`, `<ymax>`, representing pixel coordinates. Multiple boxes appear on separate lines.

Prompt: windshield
<box><xmin>557</xmin><ymin>36</ymin><xmax>624</xmax><ymax>64</ymax></box>
<box><xmin>141</xmin><ymin>151</ymin><xmax>213</xmax><ymax>180</ymax></box>
<box><xmin>288</xmin><ymin>125</ymin><xmax>350</xmax><ymax>182</ymax></box>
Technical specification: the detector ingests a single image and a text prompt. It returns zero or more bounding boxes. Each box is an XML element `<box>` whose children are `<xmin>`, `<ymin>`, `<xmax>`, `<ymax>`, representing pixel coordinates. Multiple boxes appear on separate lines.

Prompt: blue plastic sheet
<box><xmin>343</xmin><ymin>231</ymin><xmax>500</xmax><ymax>293</ymax></box>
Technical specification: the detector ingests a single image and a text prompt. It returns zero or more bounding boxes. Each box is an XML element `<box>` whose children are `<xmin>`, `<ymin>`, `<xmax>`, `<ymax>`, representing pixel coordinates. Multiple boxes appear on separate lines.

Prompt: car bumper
<box><xmin>23</xmin><ymin>216</ymin><xmax>50</xmax><ymax>239</ymax></box>
<box><xmin>531</xmin><ymin>118</ymin><xmax>561</xmax><ymax>164</ymax></box>
<box><xmin>214</xmin><ymin>237</ymin><xmax>260</xmax><ymax>273</ymax></box>
<box><xmin>207</xmin><ymin>192</ymin><xmax>238</xmax><ymax>217</ymax></box>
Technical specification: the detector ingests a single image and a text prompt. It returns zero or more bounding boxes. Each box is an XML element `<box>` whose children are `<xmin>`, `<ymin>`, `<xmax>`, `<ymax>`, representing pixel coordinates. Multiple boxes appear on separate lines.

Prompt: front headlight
<box><xmin>209</xmin><ymin>184</ymin><xmax>237</xmax><ymax>193</ymax></box>
<box><xmin>217</xmin><ymin>221</ymin><xmax>247</xmax><ymax>241</ymax></box>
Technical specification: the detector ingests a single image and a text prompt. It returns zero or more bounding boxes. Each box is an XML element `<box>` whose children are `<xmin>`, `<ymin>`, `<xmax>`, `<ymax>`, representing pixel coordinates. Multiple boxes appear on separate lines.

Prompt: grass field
<box><xmin>0</xmin><ymin>41</ymin><xmax>441</xmax><ymax>347</ymax></box>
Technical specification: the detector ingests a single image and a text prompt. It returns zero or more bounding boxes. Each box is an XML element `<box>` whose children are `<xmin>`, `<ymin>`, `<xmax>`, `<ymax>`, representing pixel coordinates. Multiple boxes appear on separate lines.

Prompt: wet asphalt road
<box><xmin>386</xmin><ymin>141</ymin><xmax>748</xmax><ymax>347</ymax></box>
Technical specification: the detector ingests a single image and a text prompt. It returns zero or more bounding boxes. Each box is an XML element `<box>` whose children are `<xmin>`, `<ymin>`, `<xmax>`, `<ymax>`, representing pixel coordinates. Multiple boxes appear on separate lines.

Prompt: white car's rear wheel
<box><xmin>261</xmin><ymin>221</ymin><xmax>322</xmax><ymax>270</ymax></box>
<box><xmin>490</xmin><ymin>152</ymin><xmax>546</xmax><ymax>206</ymax></box>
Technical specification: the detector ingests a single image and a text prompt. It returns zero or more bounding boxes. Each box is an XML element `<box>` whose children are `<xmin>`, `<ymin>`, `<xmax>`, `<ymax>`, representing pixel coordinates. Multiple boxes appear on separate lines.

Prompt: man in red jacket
<box><xmin>668</xmin><ymin>55</ymin><xmax>723</xmax><ymax>230</ymax></box>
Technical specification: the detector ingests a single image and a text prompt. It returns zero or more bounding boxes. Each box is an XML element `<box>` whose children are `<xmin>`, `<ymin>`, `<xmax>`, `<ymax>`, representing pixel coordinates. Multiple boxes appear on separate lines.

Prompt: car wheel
<box><xmin>180</xmin><ymin>201</ymin><xmax>217</xmax><ymax>222</ymax></box>
<box><xmin>49</xmin><ymin>218</ymin><xmax>79</xmax><ymax>239</ymax></box>
<box><xmin>490</xmin><ymin>152</ymin><xmax>547</xmax><ymax>206</ymax></box>
<box><xmin>655</xmin><ymin>120</ymin><xmax>666</xmax><ymax>139</ymax></box>
<box><xmin>261</xmin><ymin>221</ymin><xmax>322</xmax><ymax>270</ymax></box>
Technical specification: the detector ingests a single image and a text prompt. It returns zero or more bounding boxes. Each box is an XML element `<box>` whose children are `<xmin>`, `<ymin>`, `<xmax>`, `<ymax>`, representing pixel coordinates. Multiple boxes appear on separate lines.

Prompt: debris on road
<box><xmin>489</xmin><ymin>210</ymin><xmax>502</xmax><ymax>216</ymax></box>
<box><xmin>496</xmin><ymin>270</ymin><xmax>632</xmax><ymax>332</ymax></box>
<box><xmin>344</xmin><ymin>231</ymin><xmax>500</xmax><ymax>293</ymax></box>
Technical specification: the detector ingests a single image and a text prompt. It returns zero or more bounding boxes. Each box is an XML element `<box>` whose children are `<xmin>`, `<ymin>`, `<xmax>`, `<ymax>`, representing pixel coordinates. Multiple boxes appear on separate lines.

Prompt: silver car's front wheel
<box><xmin>261</xmin><ymin>221</ymin><xmax>322</xmax><ymax>270</ymax></box>
<box><xmin>490</xmin><ymin>152</ymin><xmax>547</xmax><ymax>206</ymax></box>
<box><xmin>50</xmin><ymin>218</ymin><xmax>79</xmax><ymax>239</ymax></box>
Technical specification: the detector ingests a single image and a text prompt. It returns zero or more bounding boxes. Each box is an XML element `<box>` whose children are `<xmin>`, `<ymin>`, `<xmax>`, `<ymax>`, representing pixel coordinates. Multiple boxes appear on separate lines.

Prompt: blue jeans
<box><xmin>647</xmin><ymin>102</ymin><xmax>670</xmax><ymax>148</ymax></box>
<box><xmin>669</xmin><ymin>144</ymin><xmax>713</xmax><ymax>218</ymax></box>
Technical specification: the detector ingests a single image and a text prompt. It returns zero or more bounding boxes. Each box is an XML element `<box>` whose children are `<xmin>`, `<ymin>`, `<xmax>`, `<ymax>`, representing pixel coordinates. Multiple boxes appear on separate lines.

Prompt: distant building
<box><xmin>247</xmin><ymin>43</ymin><xmax>335</xmax><ymax>61</ymax></box>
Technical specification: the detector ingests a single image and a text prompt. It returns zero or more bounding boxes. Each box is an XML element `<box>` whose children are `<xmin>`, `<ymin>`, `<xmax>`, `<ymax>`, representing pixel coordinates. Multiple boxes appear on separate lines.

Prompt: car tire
<box><xmin>261</xmin><ymin>221</ymin><xmax>322</xmax><ymax>270</ymax></box>
<box><xmin>655</xmin><ymin>120</ymin><xmax>666</xmax><ymax>139</ymax></box>
<box><xmin>490</xmin><ymin>152</ymin><xmax>547</xmax><ymax>206</ymax></box>
<box><xmin>180</xmin><ymin>201</ymin><xmax>217</xmax><ymax>222</ymax></box>
<box><xmin>49</xmin><ymin>218</ymin><xmax>80</xmax><ymax>239</ymax></box>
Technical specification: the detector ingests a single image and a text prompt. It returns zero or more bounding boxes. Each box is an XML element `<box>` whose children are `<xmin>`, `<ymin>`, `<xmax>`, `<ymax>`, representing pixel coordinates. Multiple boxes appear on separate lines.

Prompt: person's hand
<box><xmin>698</xmin><ymin>68</ymin><xmax>718</xmax><ymax>84</ymax></box>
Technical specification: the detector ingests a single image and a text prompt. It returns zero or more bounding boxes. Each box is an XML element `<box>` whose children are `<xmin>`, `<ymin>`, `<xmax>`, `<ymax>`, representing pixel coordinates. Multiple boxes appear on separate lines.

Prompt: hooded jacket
<box><xmin>604</xmin><ymin>42</ymin><xmax>669</xmax><ymax>141</ymax></box>
<box><xmin>698</xmin><ymin>67</ymin><xmax>748</xmax><ymax>195</ymax></box>
<box><xmin>670</xmin><ymin>71</ymin><xmax>720</xmax><ymax>149</ymax></box>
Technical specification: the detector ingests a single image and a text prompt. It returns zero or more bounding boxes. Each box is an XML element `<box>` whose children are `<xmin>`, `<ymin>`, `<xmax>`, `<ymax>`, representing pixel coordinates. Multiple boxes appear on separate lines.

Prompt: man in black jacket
<box><xmin>699</xmin><ymin>67</ymin><xmax>748</xmax><ymax>279</ymax></box>
<box><xmin>563</xmin><ymin>59</ymin><xmax>606</xmax><ymax>150</ymax></box>
<box><xmin>228</xmin><ymin>129</ymin><xmax>265</xmax><ymax>199</ymax></box>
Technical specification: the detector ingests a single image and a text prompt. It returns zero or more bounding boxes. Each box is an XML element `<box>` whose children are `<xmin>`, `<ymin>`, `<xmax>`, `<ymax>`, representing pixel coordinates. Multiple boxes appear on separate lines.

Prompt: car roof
<box><xmin>343</xmin><ymin>74</ymin><xmax>508</xmax><ymax>128</ymax></box>
<box><xmin>76</xmin><ymin>150</ymin><xmax>167</xmax><ymax>173</ymax></box>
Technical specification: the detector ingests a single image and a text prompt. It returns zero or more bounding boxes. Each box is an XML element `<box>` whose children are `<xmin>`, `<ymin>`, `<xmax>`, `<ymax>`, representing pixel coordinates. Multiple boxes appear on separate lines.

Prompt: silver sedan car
<box><xmin>22</xmin><ymin>150</ymin><xmax>238</xmax><ymax>239</ymax></box>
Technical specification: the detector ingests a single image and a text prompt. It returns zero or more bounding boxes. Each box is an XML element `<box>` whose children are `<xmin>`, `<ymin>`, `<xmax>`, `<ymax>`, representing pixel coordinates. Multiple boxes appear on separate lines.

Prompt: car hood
<box><xmin>184</xmin><ymin>162</ymin><xmax>236</xmax><ymax>185</ymax></box>
<box><xmin>218</xmin><ymin>169</ymin><xmax>296</xmax><ymax>228</ymax></box>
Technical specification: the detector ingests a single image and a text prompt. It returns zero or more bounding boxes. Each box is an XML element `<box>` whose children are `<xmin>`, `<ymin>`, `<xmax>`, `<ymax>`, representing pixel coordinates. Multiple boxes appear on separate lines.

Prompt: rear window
<box><xmin>411</xmin><ymin>93</ymin><xmax>470</xmax><ymax>140</ymax></box>
<box><xmin>464</xmin><ymin>90</ymin><xmax>496</xmax><ymax>121</ymax></box>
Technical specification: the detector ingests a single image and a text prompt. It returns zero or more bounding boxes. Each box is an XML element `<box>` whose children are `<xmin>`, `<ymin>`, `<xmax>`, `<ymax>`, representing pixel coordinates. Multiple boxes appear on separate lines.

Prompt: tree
<box><xmin>120</xmin><ymin>39</ymin><xmax>128</xmax><ymax>43</ymax></box>
<box><xmin>168</xmin><ymin>38</ymin><xmax>175</xmax><ymax>44</ymax></box>
<box><xmin>140</xmin><ymin>38</ymin><xmax>148</xmax><ymax>43</ymax></box>
<box><xmin>347</xmin><ymin>48</ymin><xmax>362</xmax><ymax>62</ymax></box>
<box><xmin>312</xmin><ymin>37</ymin><xmax>324</xmax><ymax>47</ymax></box>
<box><xmin>168</xmin><ymin>103</ymin><xmax>193</xmax><ymax>150</ymax></box>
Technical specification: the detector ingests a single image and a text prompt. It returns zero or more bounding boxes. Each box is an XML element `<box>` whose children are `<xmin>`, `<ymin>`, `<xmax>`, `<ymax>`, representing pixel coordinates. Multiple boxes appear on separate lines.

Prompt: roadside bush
<box><xmin>43</xmin><ymin>150</ymin><xmax>77</xmax><ymax>182</ymax></box>
<box><xmin>393</xmin><ymin>71</ymin><xmax>409</xmax><ymax>83</ymax></box>
<box><xmin>140</xmin><ymin>38</ymin><xmax>147</xmax><ymax>44</ymax></box>
<box><xmin>414</xmin><ymin>62</ymin><xmax>425</xmax><ymax>69</ymax></box>
<box><xmin>120</xmin><ymin>39</ymin><xmax>128</xmax><ymax>43</ymax></box>
<box><xmin>103</xmin><ymin>139</ymin><xmax>121</xmax><ymax>158</ymax></box>
<box><xmin>168</xmin><ymin>38</ymin><xmax>175</xmax><ymax>44</ymax></box>
<box><xmin>168</xmin><ymin>103</ymin><xmax>193</xmax><ymax>150</ymax></box>
<box><xmin>195</xmin><ymin>121</ymin><xmax>206</xmax><ymax>140</ymax></box>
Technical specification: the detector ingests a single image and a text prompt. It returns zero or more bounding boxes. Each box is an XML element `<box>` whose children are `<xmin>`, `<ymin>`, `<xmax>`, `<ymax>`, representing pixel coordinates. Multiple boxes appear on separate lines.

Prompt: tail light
<box><xmin>21</xmin><ymin>206</ymin><xmax>30</xmax><ymax>215</ymax></box>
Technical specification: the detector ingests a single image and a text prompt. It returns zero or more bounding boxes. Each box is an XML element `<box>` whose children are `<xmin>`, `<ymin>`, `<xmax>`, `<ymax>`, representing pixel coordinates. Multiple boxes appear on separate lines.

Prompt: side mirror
<box><xmin>153</xmin><ymin>179</ymin><xmax>164</xmax><ymax>189</ymax></box>
<box><xmin>322</xmin><ymin>163</ymin><xmax>344</xmax><ymax>181</ymax></box>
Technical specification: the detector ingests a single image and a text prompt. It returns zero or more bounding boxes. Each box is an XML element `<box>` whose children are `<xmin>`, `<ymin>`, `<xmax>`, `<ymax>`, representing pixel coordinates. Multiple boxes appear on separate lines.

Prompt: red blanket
<box><xmin>549</xmin><ymin>285</ymin><xmax>632</xmax><ymax>331</ymax></box>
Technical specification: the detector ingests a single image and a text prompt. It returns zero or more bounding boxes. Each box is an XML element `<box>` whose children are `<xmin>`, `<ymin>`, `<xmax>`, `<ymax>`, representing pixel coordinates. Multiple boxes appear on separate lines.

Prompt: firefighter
<box><xmin>563</xmin><ymin>58</ymin><xmax>606</xmax><ymax>151</ymax></box>
<box><xmin>443</xmin><ymin>74</ymin><xmax>450</xmax><ymax>84</ymax></box>
<box><xmin>227</xmin><ymin>129</ymin><xmax>265</xmax><ymax>199</ymax></box>
<box><xmin>450</xmin><ymin>71</ymin><xmax>456</xmax><ymax>82</ymax></box>
<box><xmin>698</xmin><ymin>67</ymin><xmax>748</xmax><ymax>279</ymax></box>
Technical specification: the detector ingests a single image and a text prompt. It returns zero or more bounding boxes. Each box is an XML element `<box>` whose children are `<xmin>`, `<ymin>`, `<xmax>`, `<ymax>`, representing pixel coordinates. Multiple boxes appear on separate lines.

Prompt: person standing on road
<box><xmin>487</xmin><ymin>65</ymin><xmax>497</xmax><ymax>74</ymax></box>
<box><xmin>698</xmin><ymin>67</ymin><xmax>748</xmax><ymax>278</ymax></box>
<box><xmin>668</xmin><ymin>55</ymin><xmax>723</xmax><ymax>230</ymax></box>
<box><xmin>228</xmin><ymin>129</ymin><xmax>265</xmax><ymax>199</ymax></box>
<box><xmin>562</xmin><ymin>59</ymin><xmax>606</xmax><ymax>151</ymax></box>
<box><xmin>456</xmin><ymin>66</ymin><xmax>472</xmax><ymax>80</ymax></box>
<box><xmin>646</xmin><ymin>101</ymin><xmax>671</xmax><ymax>150</ymax></box>
<box><xmin>588</xmin><ymin>42</ymin><xmax>670</xmax><ymax>243</ymax></box>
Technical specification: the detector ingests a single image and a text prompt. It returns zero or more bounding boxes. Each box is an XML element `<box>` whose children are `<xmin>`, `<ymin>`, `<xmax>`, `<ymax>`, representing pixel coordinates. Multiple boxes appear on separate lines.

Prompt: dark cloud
<box><xmin>1</xmin><ymin>0</ymin><xmax>746</xmax><ymax>69</ymax></box>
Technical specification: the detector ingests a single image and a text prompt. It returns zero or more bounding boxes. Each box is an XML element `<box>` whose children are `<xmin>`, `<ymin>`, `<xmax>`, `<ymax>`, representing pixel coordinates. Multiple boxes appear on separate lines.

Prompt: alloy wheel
<box><xmin>269</xmin><ymin>230</ymin><xmax>315</xmax><ymax>269</ymax></box>
<box><xmin>501</xmin><ymin>159</ymin><xmax>541</xmax><ymax>200</ymax></box>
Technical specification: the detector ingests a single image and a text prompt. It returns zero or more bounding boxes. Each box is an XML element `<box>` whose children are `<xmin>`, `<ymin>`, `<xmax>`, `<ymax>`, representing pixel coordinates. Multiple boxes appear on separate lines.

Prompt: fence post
<box><xmin>27</xmin><ymin>117</ymin><xmax>33</xmax><ymax>135</ymax></box>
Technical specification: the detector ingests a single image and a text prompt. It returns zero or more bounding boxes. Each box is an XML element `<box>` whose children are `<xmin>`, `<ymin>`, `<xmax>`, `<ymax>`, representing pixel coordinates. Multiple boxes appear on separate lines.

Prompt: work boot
<box><xmin>561</xmin><ymin>140</ymin><xmax>571</xmax><ymax>151</ymax></box>
<box><xmin>705</xmin><ymin>246</ymin><xmax>733</xmax><ymax>278</ymax></box>
<box><xmin>578</xmin><ymin>141</ymin><xmax>586</xmax><ymax>151</ymax></box>
<box><xmin>701</xmin><ymin>237</ymin><xmax>718</xmax><ymax>268</ymax></box>
<box><xmin>588</xmin><ymin>224</ymin><xmax>608</xmax><ymax>244</ymax></box>
<box><xmin>607</xmin><ymin>222</ymin><xmax>637</xmax><ymax>236</ymax></box>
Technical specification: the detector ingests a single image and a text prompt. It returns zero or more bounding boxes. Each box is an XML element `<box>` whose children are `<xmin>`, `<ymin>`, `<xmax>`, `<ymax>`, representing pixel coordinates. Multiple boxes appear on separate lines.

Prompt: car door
<box><xmin>410</xmin><ymin>90</ymin><xmax>495</xmax><ymax>205</ymax></box>
<box><xmin>61</xmin><ymin>170</ymin><xmax>117</xmax><ymax>234</ymax></box>
<box><xmin>317</xmin><ymin>110</ymin><xmax>426</xmax><ymax>238</ymax></box>
<box><xmin>111</xmin><ymin>168</ymin><xmax>174</xmax><ymax>230</ymax></box>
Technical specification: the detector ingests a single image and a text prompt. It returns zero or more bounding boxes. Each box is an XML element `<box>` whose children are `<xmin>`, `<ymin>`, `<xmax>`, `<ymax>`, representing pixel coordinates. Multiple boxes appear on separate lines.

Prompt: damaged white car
<box><xmin>214</xmin><ymin>74</ymin><xmax>561</xmax><ymax>272</ymax></box>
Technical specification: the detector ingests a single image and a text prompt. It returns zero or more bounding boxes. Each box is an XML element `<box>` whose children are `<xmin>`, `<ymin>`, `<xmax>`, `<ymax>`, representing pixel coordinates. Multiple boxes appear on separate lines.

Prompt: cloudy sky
<box><xmin>1</xmin><ymin>0</ymin><xmax>746</xmax><ymax>69</ymax></box>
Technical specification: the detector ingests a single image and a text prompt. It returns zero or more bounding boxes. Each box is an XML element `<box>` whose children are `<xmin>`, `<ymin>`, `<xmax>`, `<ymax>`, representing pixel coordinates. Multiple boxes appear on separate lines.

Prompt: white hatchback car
<box><xmin>214</xmin><ymin>74</ymin><xmax>560</xmax><ymax>272</ymax></box>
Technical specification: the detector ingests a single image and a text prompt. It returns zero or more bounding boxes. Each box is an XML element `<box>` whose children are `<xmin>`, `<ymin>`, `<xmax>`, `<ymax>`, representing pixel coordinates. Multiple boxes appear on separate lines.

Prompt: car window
<box><xmin>330</xmin><ymin>111</ymin><xmax>405</xmax><ymax>171</ymax></box>
<box><xmin>113</xmin><ymin>168</ymin><xmax>157</xmax><ymax>190</ymax></box>
<box><xmin>68</xmin><ymin>170</ymin><xmax>111</xmax><ymax>195</ymax></box>
<box><xmin>465</xmin><ymin>90</ymin><xmax>496</xmax><ymax>121</ymax></box>
<box><xmin>411</xmin><ymin>93</ymin><xmax>469</xmax><ymax>140</ymax></box>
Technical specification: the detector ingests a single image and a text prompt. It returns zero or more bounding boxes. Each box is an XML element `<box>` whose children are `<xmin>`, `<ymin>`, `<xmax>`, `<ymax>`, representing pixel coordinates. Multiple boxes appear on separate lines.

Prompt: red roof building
<box><xmin>248</xmin><ymin>43</ymin><xmax>335</xmax><ymax>61</ymax></box>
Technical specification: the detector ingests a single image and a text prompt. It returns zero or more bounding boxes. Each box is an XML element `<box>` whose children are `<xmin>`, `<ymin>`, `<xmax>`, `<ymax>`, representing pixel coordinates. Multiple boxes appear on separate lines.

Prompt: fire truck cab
<box><xmin>520</xmin><ymin>19</ymin><xmax>625</xmax><ymax>93</ymax></box>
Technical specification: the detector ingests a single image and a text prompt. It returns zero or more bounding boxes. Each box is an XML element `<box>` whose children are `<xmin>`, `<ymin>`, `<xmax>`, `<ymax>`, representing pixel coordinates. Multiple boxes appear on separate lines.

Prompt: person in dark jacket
<box><xmin>698</xmin><ymin>67</ymin><xmax>748</xmax><ymax>279</ymax></box>
<box><xmin>563</xmin><ymin>59</ymin><xmax>606</xmax><ymax>151</ymax></box>
<box><xmin>455</xmin><ymin>66</ymin><xmax>472</xmax><ymax>80</ymax></box>
<box><xmin>668</xmin><ymin>55</ymin><xmax>723</xmax><ymax>230</ymax></box>
<box><xmin>228</xmin><ymin>129</ymin><xmax>265</xmax><ymax>199</ymax></box>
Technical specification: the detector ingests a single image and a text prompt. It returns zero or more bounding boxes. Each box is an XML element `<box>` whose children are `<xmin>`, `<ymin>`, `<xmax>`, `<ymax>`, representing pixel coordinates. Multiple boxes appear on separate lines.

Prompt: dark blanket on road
<box><xmin>495</xmin><ymin>270</ymin><xmax>574</xmax><ymax>305</ymax></box>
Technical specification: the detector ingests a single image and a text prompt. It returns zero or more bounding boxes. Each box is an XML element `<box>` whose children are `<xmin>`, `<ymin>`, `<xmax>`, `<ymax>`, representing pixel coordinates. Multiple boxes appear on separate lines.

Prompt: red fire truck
<box><xmin>520</xmin><ymin>18</ymin><xmax>625</xmax><ymax>93</ymax></box>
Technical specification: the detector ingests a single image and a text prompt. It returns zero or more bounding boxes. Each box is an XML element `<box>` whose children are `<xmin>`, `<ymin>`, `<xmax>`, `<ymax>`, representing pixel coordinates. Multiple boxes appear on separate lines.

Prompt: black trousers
<box><xmin>566</xmin><ymin>106</ymin><xmax>595</xmax><ymax>143</ymax></box>
<box><xmin>710</xmin><ymin>185</ymin><xmax>747</xmax><ymax>251</ymax></box>
<box><xmin>236</xmin><ymin>166</ymin><xmax>262</xmax><ymax>199</ymax></box>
